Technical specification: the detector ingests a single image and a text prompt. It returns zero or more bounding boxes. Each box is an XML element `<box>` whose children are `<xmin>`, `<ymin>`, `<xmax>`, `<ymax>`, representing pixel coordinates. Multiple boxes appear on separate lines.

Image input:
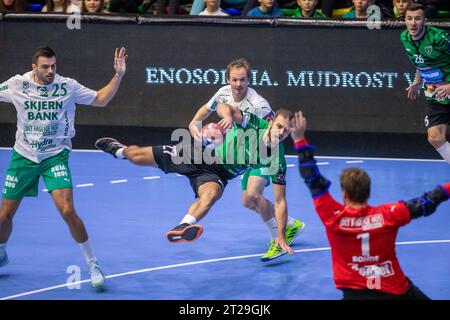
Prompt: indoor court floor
<box><xmin>0</xmin><ymin>148</ymin><xmax>449</xmax><ymax>300</ymax></box>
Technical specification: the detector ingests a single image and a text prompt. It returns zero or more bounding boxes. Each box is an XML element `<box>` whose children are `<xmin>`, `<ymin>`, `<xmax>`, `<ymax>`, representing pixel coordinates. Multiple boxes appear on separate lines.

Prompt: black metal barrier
<box><xmin>1</xmin><ymin>14</ymin><xmax>450</xmax><ymax>134</ymax></box>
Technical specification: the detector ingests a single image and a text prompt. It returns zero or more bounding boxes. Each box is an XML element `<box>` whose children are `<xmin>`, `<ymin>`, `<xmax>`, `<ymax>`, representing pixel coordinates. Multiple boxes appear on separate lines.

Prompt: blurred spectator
<box><xmin>242</xmin><ymin>0</ymin><xmax>352</xmax><ymax>17</ymax></box>
<box><xmin>342</xmin><ymin>0</ymin><xmax>374</xmax><ymax>18</ymax></box>
<box><xmin>381</xmin><ymin>0</ymin><xmax>410</xmax><ymax>19</ymax></box>
<box><xmin>108</xmin><ymin>0</ymin><xmax>143</xmax><ymax>13</ymax></box>
<box><xmin>198</xmin><ymin>0</ymin><xmax>228</xmax><ymax>15</ymax></box>
<box><xmin>0</xmin><ymin>0</ymin><xmax>27</xmax><ymax>11</ymax></box>
<box><xmin>283</xmin><ymin>0</ymin><xmax>327</xmax><ymax>17</ymax></box>
<box><xmin>190</xmin><ymin>0</ymin><xmax>246</xmax><ymax>15</ymax></box>
<box><xmin>71</xmin><ymin>0</ymin><xmax>81</xmax><ymax>8</ymax></box>
<box><xmin>320</xmin><ymin>0</ymin><xmax>352</xmax><ymax>17</ymax></box>
<box><xmin>247</xmin><ymin>0</ymin><xmax>283</xmax><ymax>16</ymax></box>
<box><xmin>156</xmin><ymin>0</ymin><xmax>178</xmax><ymax>14</ymax></box>
<box><xmin>415</xmin><ymin>0</ymin><xmax>450</xmax><ymax>18</ymax></box>
<box><xmin>41</xmin><ymin>0</ymin><xmax>81</xmax><ymax>12</ymax></box>
<box><xmin>81</xmin><ymin>0</ymin><xmax>106</xmax><ymax>11</ymax></box>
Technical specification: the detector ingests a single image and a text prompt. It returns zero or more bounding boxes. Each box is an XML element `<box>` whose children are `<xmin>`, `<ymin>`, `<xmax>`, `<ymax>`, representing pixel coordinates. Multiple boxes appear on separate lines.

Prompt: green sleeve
<box><xmin>281</xmin><ymin>8</ymin><xmax>299</xmax><ymax>17</ymax></box>
<box><xmin>239</xmin><ymin>111</ymin><xmax>267</xmax><ymax>130</ymax></box>
<box><xmin>434</xmin><ymin>30</ymin><xmax>450</xmax><ymax>54</ymax></box>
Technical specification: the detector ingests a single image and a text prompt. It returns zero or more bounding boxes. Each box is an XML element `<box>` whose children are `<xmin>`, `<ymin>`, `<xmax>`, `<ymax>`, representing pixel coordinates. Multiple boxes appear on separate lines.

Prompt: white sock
<box><xmin>180</xmin><ymin>214</ymin><xmax>197</xmax><ymax>225</ymax></box>
<box><xmin>115</xmin><ymin>147</ymin><xmax>126</xmax><ymax>159</ymax></box>
<box><xmin>0</xmin><ymin>242</ymin><xmax>6</xmax><ymax>257</ymax></box>
<box><xmin>264</xmin><ymin>217</ymin><xmax>278</xmax><ymax>240</ymax></box>
<box><xmin>287</xmin><ymin>216</ymin><xmax>296</xmax><ymax>227</ymax></box>
<box><xmin>437</xmin><ymin>142</ymin><xmax>450</xmax><ymax>164</ymax></box>
<box><xmin>78</xmin><ymin>240</ymin><xmax>97</xmax><ymax>264</ymax></box>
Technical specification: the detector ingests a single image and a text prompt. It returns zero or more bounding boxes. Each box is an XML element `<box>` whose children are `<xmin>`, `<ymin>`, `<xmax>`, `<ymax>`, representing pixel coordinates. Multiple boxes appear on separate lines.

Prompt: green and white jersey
<box><xmin>0</xmin><ymin>71</ymin><xmax>97</xmax><ymax>163</ymax></box>
<box><xmin>400</xmin><ymin>26</ymin><xmax>450</xmax><ymax>104</ymax></box>
<box><xmin>206</xmin><ymin>85</ymin><xmax>274</xmax><ymax>120</ymax></box>
<box><xmin>214</xmin><ymin>111</ymin><xmax>287</xmax><ymax>185</ymax></box>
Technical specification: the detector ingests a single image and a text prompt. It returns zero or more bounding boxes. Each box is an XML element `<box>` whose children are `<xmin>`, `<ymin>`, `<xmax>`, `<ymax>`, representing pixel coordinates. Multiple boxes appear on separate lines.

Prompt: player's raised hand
<box><xmin>289</xmin><ymin>111</ymin><xmax>307</xmax><ymax>141</ymax></box>
<box><xmin>114</xmin><ymin>47</ymin><xmax>127</xmax><ymax>77</ymax></box>
<box><xmin>406</xmin><ymin>82</ymin><xmax>422</xmax><ymax>100</ymax></box>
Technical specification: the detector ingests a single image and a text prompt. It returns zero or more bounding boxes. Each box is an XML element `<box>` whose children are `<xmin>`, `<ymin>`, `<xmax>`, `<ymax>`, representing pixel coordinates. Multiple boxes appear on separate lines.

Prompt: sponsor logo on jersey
<box><xmin>29</xmin><ymin>138</ymin><xmax>56</xmax><ymax>152</ymax></box>
<box><xmin>348</xmin><ymin>261</ymin><xmax>395</xmax><ymax>278</ymax></box>
<box><xmin>0</xmin><ymin>85</ymin><xmax>8</xmax><ymax>92</ymax></box>
<box><xmin>339</xmin><ymin>214</ymin><xmax>384</xmax><ymax>231</ymax></box>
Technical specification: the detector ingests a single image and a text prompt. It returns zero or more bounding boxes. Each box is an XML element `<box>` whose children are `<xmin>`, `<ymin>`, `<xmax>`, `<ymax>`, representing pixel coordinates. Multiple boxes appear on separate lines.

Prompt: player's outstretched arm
<box><xmin>403</xmin><ymin>183</ymin><xmax>450</xmax><ymax>219</ymax></box>
<box><xmin>91</xmin><ymin>47</ymin><xmax>127</xmax><ymax>107</ymax></box>
<box><xmin>189</xmin><ymin>104</ymin><xmax>212</xmax><ymax>141</ymax></box>
<box><xmin>273</xmin><ymin>184</ymin><xmax>295</xmax><ymax>255</ymax></box>
<box><xmin>216</xmin><ymin>103</ymin><xmax>242</xmax><ymax>129</ymax></box>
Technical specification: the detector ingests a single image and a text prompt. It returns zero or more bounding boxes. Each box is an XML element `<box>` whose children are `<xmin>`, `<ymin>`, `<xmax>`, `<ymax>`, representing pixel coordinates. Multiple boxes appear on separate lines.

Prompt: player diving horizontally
<box><xmin>95</xmin><ymin>104</ymin><xmax>300</xmax><ymax>257</ymax></box>
<box><xmin>188</xmin><ymin>58</ymin><xmax>304</xmax><ymax>261</ymax></box>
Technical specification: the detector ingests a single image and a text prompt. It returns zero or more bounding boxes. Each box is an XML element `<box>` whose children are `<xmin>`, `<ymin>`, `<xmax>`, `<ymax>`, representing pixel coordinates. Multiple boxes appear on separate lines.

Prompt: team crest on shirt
<box><xmin>37</xmin><ymin>86</ymin><xmax>48</xmax><ymax>97</ymax></box>
<box><xmin>425</xmin><ymin>46</ymin><xmax>433</xmax><ymax>55</ymax></box>
<box><xmin>22</xmin><ymin>81</ymin><xmax>30</xmax><ymax>90</ymax></box>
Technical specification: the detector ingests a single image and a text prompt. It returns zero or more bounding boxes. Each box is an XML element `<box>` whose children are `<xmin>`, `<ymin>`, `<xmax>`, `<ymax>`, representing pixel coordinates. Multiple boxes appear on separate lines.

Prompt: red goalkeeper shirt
<box><xmin>314</xmin><ymin>192</ymin><xmax>412</xmax><ymax>295</ymax></box>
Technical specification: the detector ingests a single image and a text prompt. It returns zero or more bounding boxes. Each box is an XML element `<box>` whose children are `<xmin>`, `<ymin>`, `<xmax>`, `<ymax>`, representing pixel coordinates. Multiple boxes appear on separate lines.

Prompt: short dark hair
<box><xmin>226</xmin><ymin>58</ymin><xmax>251</xmax><ymax>80</ymax></box>
<box><xmin>274</xmin><ymin>108</ymin><xmax>294</xmax><ymax>121</ymax></box>
<box><xmin>340</xmin><ymin>168</ymin><xmax>371</xmax><ymax>204</ymax></box>
<box><xmin>32</xmin><ymin>46</ymin><xmax>56</xmax><ymax>65</ymax></box>
<box><xmin>406</xmin><ymin>2</ymin><xmax>425</xmax><ymax>13</ymax></box>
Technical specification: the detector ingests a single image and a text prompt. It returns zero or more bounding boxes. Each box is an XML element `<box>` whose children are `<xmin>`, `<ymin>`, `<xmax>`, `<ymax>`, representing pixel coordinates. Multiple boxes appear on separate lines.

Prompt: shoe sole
<box><xmin>261</xmin><ymin>251</ymin><xmax>287</xmax><ymax>262</ymax></box>
<box><xmin>166</xmin><ymin>225</ymin><xmax>203</xmax><ymax>243</ymax></box>
<box><xmin>94</xmin><ymin>137</ymin><xmax>117</xmax><ymax>150</ymax></box>
<box><xmin>287</xmin><ymin>222</ymin><xmax>306</xmax><ymax>246</ymax></box>
<box><xmin>91</xmin><ymin>278</ymin><xmax>105</xmax><ymax>288</ymax></box>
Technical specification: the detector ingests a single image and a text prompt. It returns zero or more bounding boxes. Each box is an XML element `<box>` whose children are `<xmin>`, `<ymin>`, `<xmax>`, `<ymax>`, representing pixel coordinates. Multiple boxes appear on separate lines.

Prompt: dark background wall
<box><xmin>1</xmin><ymin>15</ymin><xmax>448</xmax><ymax>157</ymax></box>
<box><xmin>2</xmin><ymin>16</ymin><xmax>448</xmax><ymax>132</ymax></box>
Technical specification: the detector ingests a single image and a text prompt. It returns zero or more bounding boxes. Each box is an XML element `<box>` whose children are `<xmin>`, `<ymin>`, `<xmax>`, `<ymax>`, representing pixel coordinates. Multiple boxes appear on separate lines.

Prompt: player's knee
<box><xmin>59</xmin><ymin>205</ymin><xmax>77</xmax><ymax>221</ymax></box>
<box><xmin>427</xmin><ymin>133</ymin><xmax>446</xmax><ymax>149</ymax></box>
<box><xmin>242</xmin><ymin>193</ymin><xmax>258</xmax><ymax>209</ymax></box>
<box><xmin>0</xmin><ymin>206</ymin><xmax>15</xmax><ymax>221</ymax></box>
<box><xmin>201</xmin><ymin>189</ymin><xmax>222</xmax><ymax>205</ymax></box>
<box><xmin>0</xmin><ymin>209</ymin><xmax>13</xmax><ymax>223</ymax></box>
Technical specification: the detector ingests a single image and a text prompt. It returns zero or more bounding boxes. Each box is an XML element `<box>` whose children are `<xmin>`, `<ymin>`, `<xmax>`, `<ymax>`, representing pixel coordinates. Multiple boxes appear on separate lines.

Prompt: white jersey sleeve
<box><xmin>70</xmin><ymin>79</ymin><xmax>97</xmax><ymax>105</ymax></box>
<box><xmin>206</xmin><ymin>87</ymin><xmax>229</xmax><ymax>112</ymax></box>
<box><xmin>0</xmin><ymin>76</ymin><xmax>20</xmax><ymax>104</ymax></box>
<box><xmin>253</xmin><ymin>99</ymin><xmax>273</xmax><ymax>120</ymax></box>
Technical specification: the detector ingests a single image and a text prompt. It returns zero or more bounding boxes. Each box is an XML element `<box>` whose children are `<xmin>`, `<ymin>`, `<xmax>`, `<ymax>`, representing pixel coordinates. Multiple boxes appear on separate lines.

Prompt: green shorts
<box><xmin>2</xmin><ymin>149</ymin><xmax>73</xmax><ymax>200</ymax></box>
<box><xmin>241</xmin><ymin>169</ymin><xmax>271</xmax><ymax>191</ymax></box>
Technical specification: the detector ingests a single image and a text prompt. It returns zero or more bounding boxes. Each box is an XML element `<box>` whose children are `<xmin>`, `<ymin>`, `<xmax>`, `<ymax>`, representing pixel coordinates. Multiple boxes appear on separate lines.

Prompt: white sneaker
<box><xmin>0</xmin><ymin>251</ymin><xmax>9</xmax><ymax>268</ymax></box>
<box><xmin>88</xmin><ymin>260</ymin><xmax>105</xmax><ymax>288</ymax></box>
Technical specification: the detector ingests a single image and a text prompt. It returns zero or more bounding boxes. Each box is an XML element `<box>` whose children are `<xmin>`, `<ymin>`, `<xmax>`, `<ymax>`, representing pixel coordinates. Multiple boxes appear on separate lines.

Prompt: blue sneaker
<box><xmin>88</xmin><ymin>260</ymin><xmax>105</xmax><ymax>288</ymax></box>
<box><xmin>0</xmin><ymin>252</ymin><xmax>9</xmax><ymax>268</ymax></box>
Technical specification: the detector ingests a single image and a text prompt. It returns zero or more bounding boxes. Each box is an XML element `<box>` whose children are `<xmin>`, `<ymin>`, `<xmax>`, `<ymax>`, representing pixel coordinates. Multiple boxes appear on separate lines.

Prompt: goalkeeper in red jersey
<box><xmin>289</xmin><ymin>111</ymin><xmax>450</xmax><ymax>300</ymax></box>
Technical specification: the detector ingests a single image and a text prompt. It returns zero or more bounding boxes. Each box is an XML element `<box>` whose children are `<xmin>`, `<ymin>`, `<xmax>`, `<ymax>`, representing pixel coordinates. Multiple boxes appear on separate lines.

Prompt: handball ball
<box><xmin>201</xmin><ymin>123</ymin><xmax>225</xmax><ymax>148</ymax></box>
